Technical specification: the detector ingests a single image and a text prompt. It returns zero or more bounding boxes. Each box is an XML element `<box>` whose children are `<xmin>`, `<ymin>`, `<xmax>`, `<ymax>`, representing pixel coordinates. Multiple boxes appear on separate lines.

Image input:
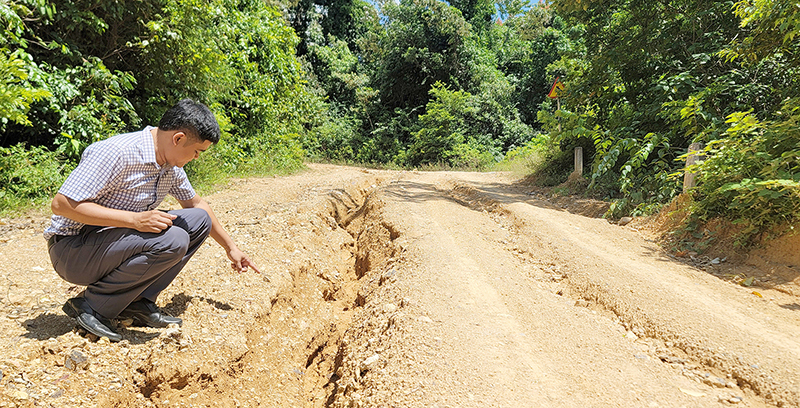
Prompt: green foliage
<box><xmin>304</xmin><ymin>105</ymin><xmax>359</xmax><ymax>162</ymax></box>
<box><xmin>137</xmin><ymin>0</ymin><xmax>311</xmax><ymax>150</ymax></box>
<box><xmin>538</xmin><ymin>0</ymin><xmax>796</xmax><ymax>221</ymax></box>
<box><xmin>0</xmin><ymin>0</ymin><xmax>318</xmax><ymax>214</ymax></box>
<box><xmin>0</xmin><ymin>50</ymin><xmax>51</xmax><ymax>129</ymax></box>
<box><xmin>449</xmin><ymin>0</ymin><xmax>495</xmax><ymax>32</ymax></box>
<box><xmin>306</xmin><ymin>35</ymin><xmax>370</xmax><ymax>107</ymax></box>
<box><xmin>689</xmin><ymin>103</ymin><xmax>800</xmax><ymax>244</ymax></box>
<box><xmin>725</xmin><ymin>0</ymin><xmax>800</xmax><ymax>69</ymax></box>
<box><xmin>405</xmin><ymin>81</ymin><xmax>532</xmax><ymax>168</ymax></box>
<box><xmin>491</xmin><ymin>4</ymin><xmax>565</xmax><ymax>127</ymax></box>
<box><xmin>495</xmin><ymin>133</ymin><xmax>550</xmax><ymax>174</ymax></box>
<box><xmin>377</xmin><ymin>0</ymin><xmax>473</xmax><ymax>110</ymax></box>
<box><xmin>0</xmin><ymin>2</ymin><xmax>50</xmax><ymax>130</ymax></box>
<box><xmin>406</xmin><ymin>83</ymin><xmax>472</xmax><ymax>166</ymax></box>
<box><xmin>0</xmin><ymin>144</ymin><xmax>72</xmax><ymax>214</ymax></box>
<box><xmin>670</xmin><ymin>0</ymin><xmax>800</xmax><ymax>243</ymax></box>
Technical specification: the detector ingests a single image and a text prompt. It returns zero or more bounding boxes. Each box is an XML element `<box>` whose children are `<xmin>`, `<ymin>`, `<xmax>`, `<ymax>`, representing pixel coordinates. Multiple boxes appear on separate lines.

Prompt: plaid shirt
<box><xmin>43</xmin><ymin>126</ymin><xmax>196</xmax><ymax>239</ymax></box>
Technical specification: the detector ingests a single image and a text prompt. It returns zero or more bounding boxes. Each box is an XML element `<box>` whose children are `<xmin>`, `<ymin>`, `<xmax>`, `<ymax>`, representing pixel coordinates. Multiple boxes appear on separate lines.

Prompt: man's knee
<box><xmin>172</xmin><ymin>208</ymin><xmax>211</xmax><ymax>237</ymax></box>
<box><xmin>153</xmin><ymin>226</ymin><xmax>190</xmax><ymax>259</ymax></box>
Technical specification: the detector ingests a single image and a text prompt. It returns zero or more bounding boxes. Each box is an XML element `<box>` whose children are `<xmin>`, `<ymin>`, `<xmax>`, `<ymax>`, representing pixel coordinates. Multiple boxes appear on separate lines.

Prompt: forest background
<box><xmin>1</xmin><ymin>0</ymin><xmax>798</xmax><ymax>248</ymax></box>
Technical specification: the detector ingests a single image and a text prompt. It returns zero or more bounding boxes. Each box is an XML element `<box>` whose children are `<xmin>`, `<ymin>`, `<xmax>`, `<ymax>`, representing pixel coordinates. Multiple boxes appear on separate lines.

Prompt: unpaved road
<box><xmin>0</xmin><ymin>164</ymin><xmax>798</xmax><ymax>408</ymax></box>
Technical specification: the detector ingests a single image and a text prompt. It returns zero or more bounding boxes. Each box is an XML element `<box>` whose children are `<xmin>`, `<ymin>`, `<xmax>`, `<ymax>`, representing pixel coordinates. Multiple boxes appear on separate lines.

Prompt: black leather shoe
<box><xmin>62</xmin><ymin>297</ymin><xmax>122</xmax><ymax>342</ymax></box>
<box><xmin>118</xmin><ymin>299</ymin><xmax>182</xmax><ymax>328</ymax></box>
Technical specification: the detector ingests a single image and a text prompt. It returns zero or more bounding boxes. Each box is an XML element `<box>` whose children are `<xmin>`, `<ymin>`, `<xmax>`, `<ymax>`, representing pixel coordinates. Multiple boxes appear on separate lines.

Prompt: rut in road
<box><xmin>117</xmin><ymin>173</ymin><xmax>405</xmax><ymax>407</ymax></box>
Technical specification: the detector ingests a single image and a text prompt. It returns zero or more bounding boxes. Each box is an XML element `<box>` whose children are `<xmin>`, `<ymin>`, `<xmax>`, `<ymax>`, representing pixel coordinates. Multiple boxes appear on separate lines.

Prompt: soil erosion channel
<box><xmin>0</xmin><ymin>164</ymin><xmax>798</xmax><ymax>408</ymax></box>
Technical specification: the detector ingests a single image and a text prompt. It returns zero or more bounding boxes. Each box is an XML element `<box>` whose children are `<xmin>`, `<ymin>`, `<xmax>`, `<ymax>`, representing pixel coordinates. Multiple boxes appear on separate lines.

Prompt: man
<box><xmin>44</xmin><ymin>99</ymin><xmax>259</xmax><ymax>342</ymax></box>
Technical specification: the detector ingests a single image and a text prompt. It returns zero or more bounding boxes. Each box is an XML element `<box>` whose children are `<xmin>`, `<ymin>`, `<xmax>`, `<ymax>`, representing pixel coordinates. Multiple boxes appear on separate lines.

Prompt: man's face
<box><xmin>171</xmin><ymin>133</ymin><xmax>212</xmax><ymax>168</ymax></box>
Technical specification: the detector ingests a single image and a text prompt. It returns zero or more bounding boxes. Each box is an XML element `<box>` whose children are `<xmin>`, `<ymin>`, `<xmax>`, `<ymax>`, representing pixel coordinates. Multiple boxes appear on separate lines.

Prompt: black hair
<box><xmin>158</xmin><ymin>98</ymin><xmax>220</xmax><ymax>143</ymax></box>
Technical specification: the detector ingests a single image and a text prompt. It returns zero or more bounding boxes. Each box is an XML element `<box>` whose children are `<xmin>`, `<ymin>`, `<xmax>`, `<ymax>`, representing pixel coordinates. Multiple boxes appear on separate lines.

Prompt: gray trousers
<box><xmin>48</xmin><ymin>208</ymin><xmax>212</xmax><ymax>319</ymax></box>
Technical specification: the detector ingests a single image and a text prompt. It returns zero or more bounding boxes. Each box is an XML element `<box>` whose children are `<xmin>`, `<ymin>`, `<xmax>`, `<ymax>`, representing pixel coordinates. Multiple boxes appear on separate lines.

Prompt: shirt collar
<box><xmin>141</xmin><ymin>126</ymin><xmax>160</xmax><ymax>168</ymax></box>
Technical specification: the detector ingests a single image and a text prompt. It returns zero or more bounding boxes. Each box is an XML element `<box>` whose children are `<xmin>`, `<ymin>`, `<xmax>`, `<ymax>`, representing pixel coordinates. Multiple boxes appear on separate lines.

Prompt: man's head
<box><xmin>156</xmin><ymin>99</ymin><xmax>219</xmax><ymax>167</ymax></box>
<box><xmin>158</xmin><ymin>98</ymin><xmax>220</xmax><ymax>144</ymax></box>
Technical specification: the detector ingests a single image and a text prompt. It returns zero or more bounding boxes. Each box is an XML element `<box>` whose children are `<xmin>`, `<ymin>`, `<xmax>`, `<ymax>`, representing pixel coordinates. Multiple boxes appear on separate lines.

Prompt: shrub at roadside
<box><xmin>0</xmin><ymin>145</ymin><xmax>72</xmax><ymax>214</ymax></box>
<box><xmin>687</xmin><ymin>106</ymin><xmax>800</xmax><ymax>245</ymax></box>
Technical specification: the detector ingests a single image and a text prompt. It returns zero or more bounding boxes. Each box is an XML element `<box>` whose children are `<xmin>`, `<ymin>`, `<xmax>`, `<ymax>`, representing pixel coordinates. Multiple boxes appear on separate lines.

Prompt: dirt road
<box><xmin>0</xmin><ymin>164</ymin><xmax>798</xmax><ymax>407</ymax></box>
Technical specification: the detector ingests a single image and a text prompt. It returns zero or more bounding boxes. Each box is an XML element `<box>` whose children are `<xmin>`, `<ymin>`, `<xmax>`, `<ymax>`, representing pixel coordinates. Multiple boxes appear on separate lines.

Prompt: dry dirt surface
<box><xmin>0</xmin><ymin>163</ymin><xmax>799</xmax><ymax>408</ymax></box>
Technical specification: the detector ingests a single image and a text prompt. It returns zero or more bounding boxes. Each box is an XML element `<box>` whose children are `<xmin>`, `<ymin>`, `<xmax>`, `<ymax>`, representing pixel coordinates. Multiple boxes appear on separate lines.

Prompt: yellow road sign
<box><xmin>547</xmin><ymin>77</ymin><xmax>565</xmax><ymax>99</ymax></box>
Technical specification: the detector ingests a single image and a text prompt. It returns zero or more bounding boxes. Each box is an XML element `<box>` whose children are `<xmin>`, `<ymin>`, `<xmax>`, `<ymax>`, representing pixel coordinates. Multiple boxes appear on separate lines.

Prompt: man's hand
<box><xmin>132</xmin><ymin>210</ymin><xmax>177</xmax><ymax>233</ymax></box>
<box><xmin>228</xmin><ymin>247</ymin><xmax>261</xmax><ymax>274</ymax></box>
<box><xmin>177</xmin><ymin>195</ymin><xmax>260</xmax><ymax>274</ymax></box>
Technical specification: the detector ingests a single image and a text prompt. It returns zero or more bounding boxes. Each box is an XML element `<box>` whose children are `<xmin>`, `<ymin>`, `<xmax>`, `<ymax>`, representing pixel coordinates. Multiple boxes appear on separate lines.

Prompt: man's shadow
<box><xmin>21</xmin><ymin>292</ymin><xmax>234</xmax><ymax>344</ymax></box>
<box><xmin>161</xmin><ymin>292</ymin><xmax>233</xmax><ymax>316</ymax></box>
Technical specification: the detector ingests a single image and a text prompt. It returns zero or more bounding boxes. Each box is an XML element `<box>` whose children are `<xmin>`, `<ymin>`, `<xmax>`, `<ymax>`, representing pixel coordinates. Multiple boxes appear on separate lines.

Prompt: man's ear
<box><xmin>171</xmin><ymin>131</ymin><xmax>186</xmax><ymax>146</ymax></box>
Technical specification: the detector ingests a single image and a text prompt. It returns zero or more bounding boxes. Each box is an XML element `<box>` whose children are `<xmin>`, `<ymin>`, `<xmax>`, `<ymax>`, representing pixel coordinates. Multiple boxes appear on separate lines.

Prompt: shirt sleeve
<box><xmin>169</xmin><ymin>167</ymin><xmax>197</xmax><ymax>201</ymax></box>
<box><xmin>58</xmin><ymin>141</ymin><xmax>124</xmax><ymax>202</ymax></box>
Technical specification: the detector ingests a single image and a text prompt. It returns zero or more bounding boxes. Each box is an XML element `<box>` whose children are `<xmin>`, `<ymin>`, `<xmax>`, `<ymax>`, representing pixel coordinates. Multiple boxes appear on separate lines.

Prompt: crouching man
<box><xmin>44</xmin><ymin>98</ymin><xmax>259</xmax><ymax>342</ymax></box>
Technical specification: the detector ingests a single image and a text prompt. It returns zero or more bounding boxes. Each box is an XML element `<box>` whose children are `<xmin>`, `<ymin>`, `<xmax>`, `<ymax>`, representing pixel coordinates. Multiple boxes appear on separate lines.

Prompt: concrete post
<box><xmin>574</xmin><ymin>147</ymin><xmax>583</xmax><ymax>176</ymax></box>
<box><xmin>683</xmin><ymin>143</ymin><xmax>702</xmax><ymax>193</ymax></box>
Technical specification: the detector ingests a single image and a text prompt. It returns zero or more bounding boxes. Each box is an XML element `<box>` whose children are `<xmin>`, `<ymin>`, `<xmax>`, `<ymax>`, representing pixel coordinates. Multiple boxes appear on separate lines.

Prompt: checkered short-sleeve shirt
<box><xmin>43</xmin><ymin>126</ymin><xmax>196</xmax><ymax>239</ymax></box>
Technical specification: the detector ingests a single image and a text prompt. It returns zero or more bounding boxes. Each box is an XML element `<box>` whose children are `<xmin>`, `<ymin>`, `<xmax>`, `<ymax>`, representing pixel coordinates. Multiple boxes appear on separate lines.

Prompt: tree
<box><xmin>377</xmin><ymin>0</ymin><xmax>473</xmax><ymax>111</ymax></box>
<box><xmin>449</xmin><ymin>0</ymin><xmax>495</xmax><ymax>32</ymax></box>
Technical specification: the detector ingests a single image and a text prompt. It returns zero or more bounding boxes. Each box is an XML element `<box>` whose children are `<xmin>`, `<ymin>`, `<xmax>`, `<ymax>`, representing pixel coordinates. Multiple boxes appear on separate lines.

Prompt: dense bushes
<box><xmin>0</xmin><ymin>144</ymin><xmax>73</xmax><ymax>211</ymax></box>
<box><xmin>0</xmin><ymin>0</ymin><xmax>314</xmax><ymax>213</ymax></box>
<box><xmin>541</xmin><ymin>0</ymin><xmax>800</xmax><ymax>242</ymax></box>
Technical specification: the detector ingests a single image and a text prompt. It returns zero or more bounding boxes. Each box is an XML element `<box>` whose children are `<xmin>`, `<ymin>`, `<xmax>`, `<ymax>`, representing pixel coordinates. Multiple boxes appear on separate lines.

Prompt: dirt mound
<box><xmin>640</xmin><ymin>194</ymin><xmax>800</xmax><ymax>296</ymax></box>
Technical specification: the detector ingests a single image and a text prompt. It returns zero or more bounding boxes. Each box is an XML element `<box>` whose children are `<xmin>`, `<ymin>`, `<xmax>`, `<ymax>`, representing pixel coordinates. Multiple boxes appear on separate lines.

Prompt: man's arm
<box><xmin>51</xmin><ymin>193</ymin><xmax>178</xmax><ymax>233</ymax></box>
<box><xmin>177</xmin><ymin>195</ymin><xmax>260</xmax><ymax>273</ymax></box>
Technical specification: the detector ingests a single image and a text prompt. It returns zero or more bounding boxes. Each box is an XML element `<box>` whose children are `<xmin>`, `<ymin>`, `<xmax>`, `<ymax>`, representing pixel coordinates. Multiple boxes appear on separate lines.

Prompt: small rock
<box><xmin>383</xmin><ymin>303</ymin><xmax>398</xmax><ymax>313</ymax></box>
<box><xmin>624</xmin><ymin>331</ymin><xmax>638</xmax><ymax>341</ymax></box>
<box><xmin>65</xmin><ymin>349</ymin><xmax>89</xmax><ymax>371</ymax></box>
<box><xmin>11</xmin><ymin>390</ymin><xmax>28</xmax><ymax>400</ymax></box>
<box><xmin>50</xmin><ymin>389</ymin><xmax>64</xmax><ymax>399</ymax></box>
<box><xmin>657</xmin><ymin>355</ymin><xmax>686</xmax><ymax>365</ymax></box>
<box><xmin>679</xmin><ymin>388</ymin><xmax>705</xmax><ymax>397</ymax></box>
<box><xmin>574</xmin><ymin>299</ymin><xmax>590</xmax><ymax>308</ymax></box>
<box><xmin>729</xmin><ymin>396</ymin><xmax>743</xmax><ymax>404</ymax></box>
<box><xmin>161</xmin><ymin>327</ymin><xmax>182</xmax><ymax>341</ymax></box>
<box><xmin>618</xmin><ymin>217</ymin><xmax>633</xmax><ymax>226</ymax></box>
<box><xmin>702</xmin><ymin>376</ymin><xmax>728</xmax><ymax>388</ymax></box>
<box><xmin>418</xmin><ymin>316</ymin><xmax>433</xmax><ymax>323</ymax></box>
<box><xmin>361</xmin><ymin>354</ymin><xmax>380</xmax><ymax>371</ymax></box>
